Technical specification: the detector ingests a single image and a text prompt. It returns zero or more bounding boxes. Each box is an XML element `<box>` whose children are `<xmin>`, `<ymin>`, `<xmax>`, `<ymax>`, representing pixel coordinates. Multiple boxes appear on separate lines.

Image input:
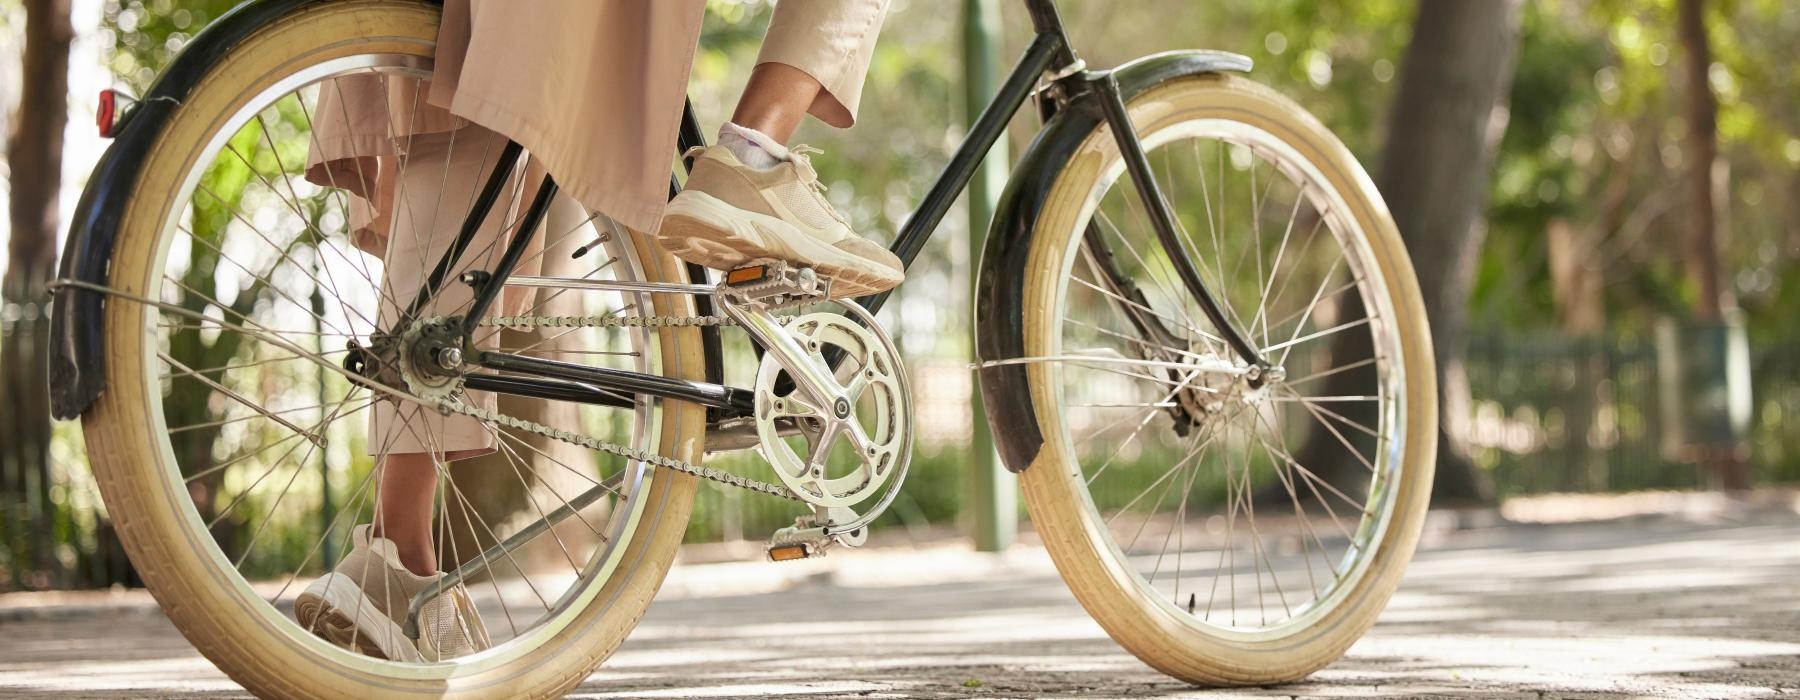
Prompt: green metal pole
<box><xmin>312</xmin><ymin>272</ymin><xmax>336</xmax><ymax>569</ymax></box>
<box><xmin>963</xmin><ymin>0</ymin><xmax>1015</xmax><ymax>552</ymax></box>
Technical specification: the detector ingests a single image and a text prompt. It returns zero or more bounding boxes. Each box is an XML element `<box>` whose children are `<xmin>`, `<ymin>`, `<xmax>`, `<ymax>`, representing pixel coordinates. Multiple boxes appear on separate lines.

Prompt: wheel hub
<box><xmin>1171</xmin><ymin>353</ymin><xmax>1284</xmax><ymax>432</ymax></box>
<box><xmin>342</xmin><ymin>317</ymin><xmax>469</xmax><ymax>404</ymax></box>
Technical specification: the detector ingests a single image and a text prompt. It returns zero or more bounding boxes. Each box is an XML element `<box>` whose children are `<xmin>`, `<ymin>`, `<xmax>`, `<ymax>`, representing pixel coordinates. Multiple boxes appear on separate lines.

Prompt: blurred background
<box><xmin>1</xmin><ymin>0</ymin><xmax>1796</xmax><ymax>591</ymax></box>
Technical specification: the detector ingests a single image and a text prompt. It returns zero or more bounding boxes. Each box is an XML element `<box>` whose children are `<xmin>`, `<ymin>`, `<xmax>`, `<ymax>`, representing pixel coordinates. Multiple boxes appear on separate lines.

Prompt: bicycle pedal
<box><xmin>766</xmin><ymin>541</ymin><xmax>822</xmax><ymax>562</ymax></box>
<box><xmin>763</xmin><ymin>508</ymin><xmax>866</xmax><ymax>562</ymax></box>
<box><xmin>722</xmin><ymin>261</ymin><xmax>829</xmax><ymax>305</ymax></box>
<box><xmin>765</xmin><ymin>524</ymin><xmax>832</xmax><ymax>562</ymax></box>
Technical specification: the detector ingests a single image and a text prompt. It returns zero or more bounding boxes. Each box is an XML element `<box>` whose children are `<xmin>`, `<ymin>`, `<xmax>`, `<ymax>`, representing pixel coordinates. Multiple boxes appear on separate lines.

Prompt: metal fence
<box><xmin>1464</xmin><ymin>333</ymin><xmax>1692</xmax><ymax>495</ymax></box>
<box><xmin>1465</xmin><ymin>331</ymin><xmax>1800</xmax><ymax>496</ymax></box>
<box><xmin>2</xmin><ymin>302</ymin><xmax>134</xmax><ymax>591</ymax></box>
<box><xmin>1747</xmin><ymin>341</ymin><xmax>1800</xmax><ymax>485</ymax></box>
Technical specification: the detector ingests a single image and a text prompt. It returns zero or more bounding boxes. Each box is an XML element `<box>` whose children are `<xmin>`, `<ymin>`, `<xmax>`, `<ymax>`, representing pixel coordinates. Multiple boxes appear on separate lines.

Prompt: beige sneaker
<box><xmin>659</xmin><ymin>145</ymin><xmax>904</xmax><ymax>299</ymax></box>
<box><xmin>294</xmin><ymin>525</ymin><xmax>490</xmax><ymax>662</ymax></box>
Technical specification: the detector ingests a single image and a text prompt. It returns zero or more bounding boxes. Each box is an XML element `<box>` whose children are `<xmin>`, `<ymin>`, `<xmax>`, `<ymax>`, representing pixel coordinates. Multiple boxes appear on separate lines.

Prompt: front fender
<box><xmin>48</xmin><ymin>0</ymin><xmax>405</xmax><ymax>419</ymax></box>
<box><xmin>974</xmin><ymin>50</ymin><xmax>1251</xmax><ymax>472</ymax></box>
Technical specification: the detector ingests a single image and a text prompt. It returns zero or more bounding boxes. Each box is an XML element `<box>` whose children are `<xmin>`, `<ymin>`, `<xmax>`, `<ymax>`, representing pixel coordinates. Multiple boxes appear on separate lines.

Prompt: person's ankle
<box><xmin>396</xmin><ymin>550</ymin><xmax>438</xmax><ymax>578</ymax></box>
<box><xmin>718</xmin><ymin>122</ymin><xmax>788</xmax><ymax>170</ymax></box>
<box><xmin>371</xmin><ymin>523</ymin><xmax>439</xmax><ymax>576</ymax></box>
<box><xmin>388</xmin><ymin>539</ymin><xmax>437</xmax><ymax>577</ymax></box>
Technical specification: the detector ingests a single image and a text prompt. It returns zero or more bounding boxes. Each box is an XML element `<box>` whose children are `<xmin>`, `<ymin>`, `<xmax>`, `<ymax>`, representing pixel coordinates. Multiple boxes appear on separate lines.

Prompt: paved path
<box><xmin>2</xmin><ymin>500</ymin><xmax>1797</xmax><ymax>698</ymax></box>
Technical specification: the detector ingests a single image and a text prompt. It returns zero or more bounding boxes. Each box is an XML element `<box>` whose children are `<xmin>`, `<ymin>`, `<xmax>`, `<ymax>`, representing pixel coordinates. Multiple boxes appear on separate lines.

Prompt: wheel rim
<box><xmin>133</xmin><ymin>52</ymin><xmax>668</xmax><ymax>671</ymax></box>
<box><xmin>1045</xmin><ymin>115</ymin><xmax>1408</xmax><ymax>640</ymax></box>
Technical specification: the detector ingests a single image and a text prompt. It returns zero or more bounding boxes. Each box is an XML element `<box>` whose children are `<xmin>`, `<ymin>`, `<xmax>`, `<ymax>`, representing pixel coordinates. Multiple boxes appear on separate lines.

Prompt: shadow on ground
<box><xmin>574</xmin><ymin>511</ymin><xmax>1800</xmax><ymax>699</ymax></box>
<box><xmin>1</xmin><ymin>508</ymin><xmax>1796</xmax><ymax>698</ymax></box>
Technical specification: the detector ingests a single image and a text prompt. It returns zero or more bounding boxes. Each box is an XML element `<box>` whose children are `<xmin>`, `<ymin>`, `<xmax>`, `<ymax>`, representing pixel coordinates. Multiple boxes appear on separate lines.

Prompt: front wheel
<box><xmin>1013</xmin><ymin>73</ymin><xmax>1437</xmax><ymax>684</ymax></box>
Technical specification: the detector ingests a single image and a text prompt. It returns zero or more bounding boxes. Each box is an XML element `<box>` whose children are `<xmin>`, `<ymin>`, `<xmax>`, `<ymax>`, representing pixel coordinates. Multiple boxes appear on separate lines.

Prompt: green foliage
<box><xmin>101</xmin><ymin>0</ymin><xmax>239</xmax><ymax>92</ymax></box>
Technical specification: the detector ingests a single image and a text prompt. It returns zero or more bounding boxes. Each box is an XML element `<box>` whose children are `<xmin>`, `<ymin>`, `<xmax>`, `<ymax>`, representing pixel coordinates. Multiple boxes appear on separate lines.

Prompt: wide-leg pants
<box><xmin>303</xmin><ymin>1</ymin><xmax>891</xmax><ymax>457</ymax></box>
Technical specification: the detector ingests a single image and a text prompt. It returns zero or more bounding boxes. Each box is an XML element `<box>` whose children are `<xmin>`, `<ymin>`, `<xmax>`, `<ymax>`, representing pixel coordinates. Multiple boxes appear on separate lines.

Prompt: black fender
<box><xmin>48</xmin><ymin>0</ymin><xmax>439</xmax><ymax>419</ymax></box>
<box><xmin>974</xmin><ymin>50</ymin><xmax>1251</xmax><ymax>472</ymax></box>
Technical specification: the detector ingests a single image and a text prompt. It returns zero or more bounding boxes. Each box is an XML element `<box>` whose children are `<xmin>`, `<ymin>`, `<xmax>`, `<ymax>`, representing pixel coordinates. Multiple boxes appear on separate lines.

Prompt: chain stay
<box><xmin>437</xmin><ymin>383</ymin><xmax>798</xmax><ymax>502</ymax></box>
<box><xmin>454</xmin><ymin>305</ymin><xmax>817</xmax><ymax>500</ymax></box>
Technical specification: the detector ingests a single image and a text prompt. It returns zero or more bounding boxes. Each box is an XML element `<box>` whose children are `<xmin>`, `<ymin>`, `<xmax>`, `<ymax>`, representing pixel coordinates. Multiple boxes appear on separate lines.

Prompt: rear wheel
<box><xmin>79</xmin><ymin>2</ymin><xmax>704</xmax><ymax>696</ymax></box>
<box><xmin>1016</xmin><ymin>74</ymin><xmax>1437</xmax><ymax>684</ymax></box>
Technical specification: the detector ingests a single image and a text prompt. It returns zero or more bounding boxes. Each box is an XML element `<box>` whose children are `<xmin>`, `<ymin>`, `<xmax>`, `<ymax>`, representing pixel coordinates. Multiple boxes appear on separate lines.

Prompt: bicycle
<box><xmin>48</xmin><ymin>0</ymin><xmax>1436</xmax><ymax>695</ymax></box>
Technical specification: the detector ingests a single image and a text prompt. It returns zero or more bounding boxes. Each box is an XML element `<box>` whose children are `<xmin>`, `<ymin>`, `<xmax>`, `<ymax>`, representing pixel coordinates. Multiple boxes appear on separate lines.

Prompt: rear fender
<box><xmin>48</xmin><ymin>0</ymin><xmax>417</xmax><ymax>419</ymax></box>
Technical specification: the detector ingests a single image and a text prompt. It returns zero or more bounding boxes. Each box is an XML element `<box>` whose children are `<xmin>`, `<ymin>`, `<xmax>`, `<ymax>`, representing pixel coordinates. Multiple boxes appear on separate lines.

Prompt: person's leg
<box><xmin>372</xmin><ymin>454</ymin><xmax>437</xmax><ymax>576</ymax></box>
<box><xmin>370</xmin><ymin>449</ymin><xmax>477</xmax><ymax>577</ymax></box>
<box><xmin>659</xmin><ymin>1</ymin><xmax>900</xmax><ymax>297</ymax></box>
<box><xmin>731</xmin><ymin>62</ymin><xmax>826</xmax><ymax>144</ymax></box>
<box><xmin>364</xmin><ymin>127</ymin><xmax>544</xmax><ymax>578</ymax></box>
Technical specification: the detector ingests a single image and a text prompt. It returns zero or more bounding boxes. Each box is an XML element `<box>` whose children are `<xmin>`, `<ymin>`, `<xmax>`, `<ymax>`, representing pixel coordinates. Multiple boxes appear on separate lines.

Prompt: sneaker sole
<box><xmin>657</xmin><ymin>191</ymin><xmax>902</xmax><ymax>299</ymax></box>
<box><xmin>294</xmin><ymin>575</ymin><xmax>424</xmax><ymax>663</ymax></box>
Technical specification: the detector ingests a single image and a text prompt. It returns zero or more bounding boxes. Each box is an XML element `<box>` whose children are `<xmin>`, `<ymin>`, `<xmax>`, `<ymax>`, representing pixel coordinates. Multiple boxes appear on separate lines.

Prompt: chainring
<box><xmin>752</xmin><ymin>304</ymin><xmax>913</xmax><ymax>526</ymax></box>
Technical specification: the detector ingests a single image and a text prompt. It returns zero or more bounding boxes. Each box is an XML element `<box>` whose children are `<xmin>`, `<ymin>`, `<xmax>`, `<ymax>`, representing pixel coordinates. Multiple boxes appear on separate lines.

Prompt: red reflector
<box><xmin>97</xmin><ymin>89</ymin><xmax>118</xmax><ymax>138</ymax></box>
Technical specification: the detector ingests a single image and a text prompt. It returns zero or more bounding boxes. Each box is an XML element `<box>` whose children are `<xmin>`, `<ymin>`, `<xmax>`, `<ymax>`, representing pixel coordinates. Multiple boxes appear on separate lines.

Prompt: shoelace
<box><xmin>686</xmin><ymin>144</ymin><xmax>847</xmax><ymax>225</ymax></box>
<box><xmin>785</xmin><ymin>145</ymin><xmax>849</xmax><ymax>224</ymax></box>
<box><xmin>686</xmin><ymin>143</ymin><xmax>826</xmax><ymax>192</ymax></box>
<box><xmin>788</xmin><ymin>144</ymin><xmax>825</xmax><ymax>190</ymax></box>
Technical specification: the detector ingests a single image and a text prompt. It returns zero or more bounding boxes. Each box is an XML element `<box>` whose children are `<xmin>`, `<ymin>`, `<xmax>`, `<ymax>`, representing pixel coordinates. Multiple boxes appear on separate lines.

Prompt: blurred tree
<box><xmin>1675</xmin><ymin>0</ymin><xmax>1729</xmax><ymax>323</ymax></box>
<box><xmin>40</xmin><ymin>0</ymin><xmax>1797</xmax><ymax>568</ymax></box>
<box><xmin>1305</xmin><ymin>0</ymin><xmax>1526</xmax><ymax>506</ymax></box>
<box><xmin>1674</xmin><ymin>0</ymin><xmax>1750</xmax><ymax>489</ymax></box>
<box><xmin>2</xmin><ymin>0</ymin><xmax>72</xmax><ymax>588</ymax></box>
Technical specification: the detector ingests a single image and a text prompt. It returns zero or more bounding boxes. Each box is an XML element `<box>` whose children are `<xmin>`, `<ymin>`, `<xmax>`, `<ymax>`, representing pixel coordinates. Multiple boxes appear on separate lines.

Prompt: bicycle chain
<box><xmin>478</xmin><ymin>313</ymin><xmax>735</xmax><ymax>330</ymax></box>
<box><xmin>438</xmin><ymin>398</ymin><xmax>800</xmax><ymax>500</ymax></box>
<box><xmin>446</xmin><ymin>312</ymin><xmax>801</xmax><ymax>501</ymax></box>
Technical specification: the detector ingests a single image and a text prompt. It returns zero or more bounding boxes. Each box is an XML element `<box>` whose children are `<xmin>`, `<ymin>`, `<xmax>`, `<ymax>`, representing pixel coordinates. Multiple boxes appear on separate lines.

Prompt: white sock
<box><xmin>718</xmin><ymin>122</ymin><xmax>789</xmax><ymax>170</ymax></box>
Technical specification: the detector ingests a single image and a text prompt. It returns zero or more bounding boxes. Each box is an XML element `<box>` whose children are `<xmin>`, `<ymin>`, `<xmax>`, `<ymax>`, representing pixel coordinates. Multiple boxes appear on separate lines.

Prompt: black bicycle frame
<box><xmin>409</xmin><ymin>0</ymin><xmax>1264</xmax><ymax>422</ymax></box>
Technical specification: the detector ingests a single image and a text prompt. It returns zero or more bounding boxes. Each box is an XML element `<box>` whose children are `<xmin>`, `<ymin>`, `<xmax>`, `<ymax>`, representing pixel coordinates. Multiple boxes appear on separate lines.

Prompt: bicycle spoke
<box><xmin>1066</xmin><ymin>129</ymin><xmax>1402</xmax><ymax>635</ymax></box>
<box><xmin>1282</xmin><ymin>356</ymin><xmax>1376</xmax><ymax>388</ymax></box>
<box><xmin>1095</xmin><ymin>207</ymin><xmax>1210</xmax><ymax>339</ymax></box>
<box><xmin>126</xmin><ymin>55</ymin><xmax>673</xmax><ymax>667</ymax></box>
<box><xmin>1250</xmin><ymin>187</ymin><xmax>1309</xmax><ymax>346</ymax></box>
<box><xmin>1069</xmin><ymin>274</ymin><xmax>1221</xmax><ymax>347</ymax></box>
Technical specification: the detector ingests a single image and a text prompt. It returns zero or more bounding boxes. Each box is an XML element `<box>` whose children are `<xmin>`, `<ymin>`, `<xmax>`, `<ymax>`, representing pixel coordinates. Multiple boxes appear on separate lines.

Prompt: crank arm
<box><xmin>722</xmin><ymin>298</ymin><xmax>849</xmax><ymax>416</ymax></box>
<box><xmin>714</xmin><ymin>264</ymin><xmax>849</xmax><ymax>417</ymax></box>
<box><xmin>766</xmin><ymin>507</ymin><xmax>869</xmax><ymax>561</ymax></box>
<box><xmin>706</xmin><ymin>415</ymin><xmax>805</xmax><ymax>453</ymax></box>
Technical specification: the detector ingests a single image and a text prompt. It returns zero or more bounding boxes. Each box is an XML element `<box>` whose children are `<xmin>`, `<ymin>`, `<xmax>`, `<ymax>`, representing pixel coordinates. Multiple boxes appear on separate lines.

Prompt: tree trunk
<box><xmin>3</xmin><ymin>0</ymin><xmax>74</xmax><ymax>588</ymax></box>
<box><xmin>5</xmin><ymin>0</ymin><xmax>71</xmax><ymax>297</ymax></box>
<box><xmin>1548</xmin><ymin>217</ymin><xmax>1607</xmax><ymax>490</ymax></box>
<box><xmin>1301</xmin><ymin>0</ymin><xmax>1525</xmax><ymax>508</ymax></box>
<box><xmin>1675</xmin><ymin>0</ymin><xmax>1727</xmax><ymax>323</ymax></box>
<box><xmin>1674</xmin><ymin>0</ymin><xmax>1750</xmax><ymax>490</ymax></box>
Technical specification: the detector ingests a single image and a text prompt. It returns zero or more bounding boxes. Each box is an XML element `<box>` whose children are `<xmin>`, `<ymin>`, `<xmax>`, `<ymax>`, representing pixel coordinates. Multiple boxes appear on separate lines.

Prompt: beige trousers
<box><xmin>308</xmin><ymin>0</ymin><xmax>891</xmax><ymax>238</ymax></box>
<box><xmin>363</xmin><ymin>128</ymin><xmax>564</xmax><ymax>457</ymax></box>
<box><xmin>305</xmin><ymin>0</ymin><xmax>891</xmax><ymax>456</ymax></box>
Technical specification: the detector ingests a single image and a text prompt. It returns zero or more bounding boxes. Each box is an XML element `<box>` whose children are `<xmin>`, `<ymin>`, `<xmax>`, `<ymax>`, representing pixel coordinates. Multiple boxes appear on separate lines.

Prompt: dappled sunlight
<box><xmin>2</xmin><ymin>510</ymin><xmax>1798</xmax><ymax>697</ymax></box>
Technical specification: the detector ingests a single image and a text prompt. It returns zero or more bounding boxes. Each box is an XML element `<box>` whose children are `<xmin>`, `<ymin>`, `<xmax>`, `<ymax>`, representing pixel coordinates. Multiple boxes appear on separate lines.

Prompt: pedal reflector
<box><xmin>767</xmin><ymin>543</ymin><xmax>814</xmax><ymax>561</ymax></box>
<box><xmin>726</xmin><ymin>265</ymin><xmax>768</xmax><ymax>286</ymax></box>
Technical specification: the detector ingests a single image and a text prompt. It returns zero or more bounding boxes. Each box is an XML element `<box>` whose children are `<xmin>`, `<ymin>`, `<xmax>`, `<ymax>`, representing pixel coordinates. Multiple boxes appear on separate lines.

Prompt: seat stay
<box><xmin>400</xmin><ymin>140</ymin><xmax>524</xmax><ymax>325</ymax></box>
